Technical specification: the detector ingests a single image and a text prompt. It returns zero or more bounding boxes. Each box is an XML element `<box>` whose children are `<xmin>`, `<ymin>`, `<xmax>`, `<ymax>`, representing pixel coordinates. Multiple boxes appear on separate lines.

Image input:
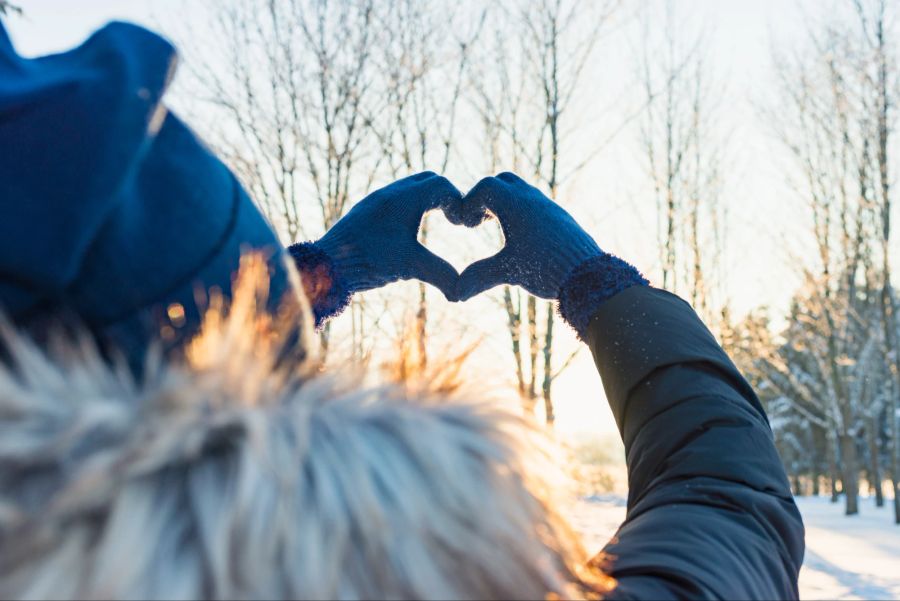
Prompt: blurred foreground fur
<box><xmin>0</xmin><ymin>255</ymin><xmax>613</xmax><ymax>600</ymax></box>
<box><xmin>378</xmin><ymin>315</ymin><xmax>481</xmax><ymax>396</ymax></box>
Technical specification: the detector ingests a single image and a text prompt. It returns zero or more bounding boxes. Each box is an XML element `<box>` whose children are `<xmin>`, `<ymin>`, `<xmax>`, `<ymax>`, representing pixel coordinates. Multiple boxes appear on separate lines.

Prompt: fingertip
<box><xmin>416</xmin><ymin>174</ymin><xmax>461</xmax><ymax>212</ymax></box>
<box><xmin>496</xmin><ymin>171</ymin><xmax>521</xmax><ymax>182</ymax></box>
<box><xmin>456</xmin><ymin>256</ymin><xmax>507</xmax><ymax>300</ymax></box>
<box><xmin>454</xmin><ymin>266</ymin><xmax>477</xmax><ymax>301</ymax></box>
<box><xmin>453</xmin><ymin>280</ymin><xmax>479</xmax><ymax>303</ymax></box>
<box><xmin>466</xmin><ymin>175</ymin><xmax>513</xmax><ymax>206</ymax></box>
<box><xmin>455</xmin><ymin>279</ymin><xmax>494</xmax><ymax>301</ymax></box>
<box><xmin>413</xmin><ymin>245</ymin><xmax>460</xmax><ymax>299</ymax></box>
<box><xmin>442</xmin><ymin>199</ymin><xmax>489</xmax><ymax>227</ymax></box>
<box><xmin>467</xmin><ymin>175</ymin><xmax>499</xmax><ymax>196</ymax></box>
<box><xmin>434</xmin><ymin>175</ymin><xmax>463</xmax><ymax>202</ymax></box>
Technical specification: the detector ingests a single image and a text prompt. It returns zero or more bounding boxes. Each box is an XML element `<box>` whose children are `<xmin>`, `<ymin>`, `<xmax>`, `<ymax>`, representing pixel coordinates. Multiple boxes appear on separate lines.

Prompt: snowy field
<box><xmin>568</xmin><ymin>495</ymin><xmax>900</xmax><ymax>600</ymax></box>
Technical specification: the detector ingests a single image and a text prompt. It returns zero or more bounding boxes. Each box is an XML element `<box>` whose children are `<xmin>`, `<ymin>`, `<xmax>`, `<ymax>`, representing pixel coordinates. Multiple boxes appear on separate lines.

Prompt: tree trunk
<box><xmin>867</xmin><ymin>420</ymin><xmax>884</xmax><ymax>507</ymax></box>
<box><xmin>829</xmin><ymin>431</ymin><xmax>841</xmax><ymax>503</ymax></box>
<box><xmin>503</xmin><ymin>286</ymin><xmax>528</xmax><ymax>410</ymax></box>
<box><xmin>415</xmin><ymin>281</ymin><xmax>427</xmax><ymax>368</ymax></box>
<box><xmin>541</xmin><ymin>302</ymin><xmax>555</xmax><ymax>426</ymax></box>
<box><xmin>888</xmin><ymin>328</ymin><xmax>900</xmax><ymax>524</ymax></box>
<box><xmin>840</xmin><ymin>433</ymin><xmax>860</xmax><ymax>515</ymax></box>
<box><xmin>894</xmin><ymin>480</ymin><xmax>900</xmax><ymax>524</ymax></box>
<box><xmin>892</xmin><ymin>393</ymin><xmax>900</xmax><ymax>524</ymax></box>
<box><xmin>415</xmin><ymin>221</ymin><xmax>430</xmax><ymax>369</ymax></box>
<box><xmin>527</xmin><ymin>295</ymin><xmax>538</xmax><ymax>403</ymax></box>
<box><xmin>871</xmin><ymin>7</ymin><xmax>898</xmax><ymax>524</ymax></box>
<box><xmin>812</xmin><ymin>425</ymin><xmax>826</xmax><ymax>497</ymax></box>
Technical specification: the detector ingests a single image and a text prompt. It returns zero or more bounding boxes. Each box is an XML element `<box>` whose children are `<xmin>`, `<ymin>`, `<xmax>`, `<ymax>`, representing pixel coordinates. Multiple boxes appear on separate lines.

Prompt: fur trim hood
<box><xmin>0</xmin><ymin>257</ymin><xmax>608</xmax><ymax>600</ymax></box>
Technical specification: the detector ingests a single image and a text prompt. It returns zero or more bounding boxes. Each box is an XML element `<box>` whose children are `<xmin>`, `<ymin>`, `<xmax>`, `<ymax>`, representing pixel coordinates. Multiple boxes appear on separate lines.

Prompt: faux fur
<box><xmin>558</xmin><ymin>253</ymin><xmax>650</xmax><ymax>341</ymax></box>
<box><xmin>287</xmin><ymin>241</ymin><xmax>352</xmax><ymax>327</ymax></box>
<box><xmin>0</xmin><ymin>256</ymin><xmax>611</xmax><ymax>600</ymax></box>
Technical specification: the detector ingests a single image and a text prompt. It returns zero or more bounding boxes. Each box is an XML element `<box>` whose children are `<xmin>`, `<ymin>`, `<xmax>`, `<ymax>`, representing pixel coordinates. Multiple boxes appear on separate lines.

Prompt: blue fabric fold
<box><xmin>0</xmin><ymin>20</ymin><xmax>288</xmax><ymax>367</ymax></box>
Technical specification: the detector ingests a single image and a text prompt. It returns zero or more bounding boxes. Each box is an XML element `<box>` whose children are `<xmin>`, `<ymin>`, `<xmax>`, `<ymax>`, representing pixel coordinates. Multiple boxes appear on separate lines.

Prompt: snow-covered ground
<box><xmin>798</xmin><ymin>496</ymin><xmax>900</xmax><ymax>600</ymax></box>
<box><xmin>568</xmin><ymin>494</ymin><xmax>900</xmax><ymax>600</ymax></box>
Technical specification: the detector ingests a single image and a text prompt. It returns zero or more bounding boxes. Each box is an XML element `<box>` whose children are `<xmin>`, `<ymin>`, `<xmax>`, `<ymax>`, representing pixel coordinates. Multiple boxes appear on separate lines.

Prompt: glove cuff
<box><xmin>287</xmin><ymin>241</ymin><xmax>352</xmax><ymax>327</ymax></box>
<box><xmin>557</xmin><ymin>253</ymin><xmax>649</xmax><ymax>340</ymax></box>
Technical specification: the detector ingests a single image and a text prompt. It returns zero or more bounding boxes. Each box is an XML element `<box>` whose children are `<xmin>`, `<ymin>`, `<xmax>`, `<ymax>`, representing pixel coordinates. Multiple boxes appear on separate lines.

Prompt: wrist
<box><xmin>287</xmin><ymin>241</ymin><xmax>352</xmax><ymax>327</ymax></box>
<box><xmin>557</xmin><ymin>253</ymin><xmax>649</xmax><ymax>340</ymax></box>
<box><xmin>550</xmin><ymin>222</ymin><xmax>603</xmax><ymax>267</ymax></box>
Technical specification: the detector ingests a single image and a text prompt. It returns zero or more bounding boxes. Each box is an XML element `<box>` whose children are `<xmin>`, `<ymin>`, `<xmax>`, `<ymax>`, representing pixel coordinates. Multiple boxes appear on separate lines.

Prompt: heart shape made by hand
<box><xmin>417</xmin><ymin>211</ymin><xmax>504</xmax><ymax>275</ymax></box>
<box><xmin>309</xmin><ymin>171</ymin><xmax>603</xmax><ymax>305</ymax></box>
<box><xmin>423</xmin><ymin>173</ymin><xmax>603</xmax><ymax>303</ymax></box>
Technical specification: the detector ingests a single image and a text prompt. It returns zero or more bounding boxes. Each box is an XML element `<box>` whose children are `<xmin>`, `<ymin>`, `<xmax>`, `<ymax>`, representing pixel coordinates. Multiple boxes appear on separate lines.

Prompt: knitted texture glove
<box><xmin>289</xmin><ymin>172</ymin><xmax>461</xmax><ymax>326</ymax></box>
<box><xmin>557</xmin><ymin>253</ymin><xmax>649</xmax><ymax>340</ymax></box>
<box><xmin>288</xmin><ymin>242</ymin><xmax>350</xmax><ymax>327</ymax></box>
<box><xmin>447</xmin><ymin>172</ymin><xmax>648</xmax><ymax>338</ymax></box>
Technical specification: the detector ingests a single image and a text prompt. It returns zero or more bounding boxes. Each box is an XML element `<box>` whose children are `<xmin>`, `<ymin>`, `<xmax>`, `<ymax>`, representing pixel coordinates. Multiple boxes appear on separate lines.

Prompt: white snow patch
<box><xmin>568</xmin><ymin>494</ymin><xmax>900</xmax><ymax>600</ymax></box>
<box><xmin>797</xmin><ymin>496</ymin><xmax>900</xmax><ymax>600</ymax></box>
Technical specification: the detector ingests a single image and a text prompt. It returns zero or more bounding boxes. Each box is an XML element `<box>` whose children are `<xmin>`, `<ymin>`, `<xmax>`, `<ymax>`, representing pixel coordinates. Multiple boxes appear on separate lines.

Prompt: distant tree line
<box><xmin>725</xmin><ymin>0</ymin><xmax>899</xmax><ymax>524</ymax></box>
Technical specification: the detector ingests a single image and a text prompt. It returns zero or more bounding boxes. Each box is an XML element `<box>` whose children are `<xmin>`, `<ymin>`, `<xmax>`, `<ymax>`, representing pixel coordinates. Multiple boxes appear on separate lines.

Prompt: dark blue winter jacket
<box><xmin>576</xmin><ymin>286</ymin><xmax>806</xmax><ymax>599</ymax></box>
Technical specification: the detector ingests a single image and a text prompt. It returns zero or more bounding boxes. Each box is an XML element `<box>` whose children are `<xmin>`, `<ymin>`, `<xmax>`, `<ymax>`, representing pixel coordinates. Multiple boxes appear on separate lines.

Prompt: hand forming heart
<box><xmin>444</xmin><ymin>172</ymin><xmax>603</xmax><ymax>301</ymax></box>
<box><xmin>312</xmin><ymin>171</ymin><xmax>462</xmax><ymax>298</ymax></box>
<box><xmin>290</xmin><ymin>170</ymin><xmax>650</xmax><ymax>334</ymax></box>
<box><xmin>304</xmin><ymin>171</ymin><xmax>604</xmax><ymax>305</ymax></box>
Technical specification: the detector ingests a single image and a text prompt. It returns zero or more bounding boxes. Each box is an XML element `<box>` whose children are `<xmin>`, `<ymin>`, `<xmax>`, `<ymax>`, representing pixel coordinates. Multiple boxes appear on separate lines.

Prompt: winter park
<box><xmin>2</xmin><ymin>0</ymin><xmax>900</xmax><ymax>599</ymax></box>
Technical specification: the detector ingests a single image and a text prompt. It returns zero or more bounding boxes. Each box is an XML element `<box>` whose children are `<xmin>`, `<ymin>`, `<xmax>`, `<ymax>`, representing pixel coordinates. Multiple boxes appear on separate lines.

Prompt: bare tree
<box><xmin>178</xmin><ymin>0</ymin><xmax>493</xmax><ymax>362</ymax></box>
<box><xmin>366</xmin><ymin>0</ymin><xmax>484</xmax><ymax>368</ymax></box>
<box><xmin>470</xmin><ymin>0</ymin><xmax>620</xmax><ymax>423</ymax></box>
<box><xmin>182</xmin><ymin>0</ymin><xmax>384</xmax><ymax>248</ymax></box>
<box><xmin>637</xmin><ymin>1</ymin><xmax>726</xmax><ymax>321</ymax></box>
<box><xmin>849</xmin><ymin>0</ymin><xmax>900</xmax><ymax>524</ymax></box>
<box><xmin>741</xmin><ymin>272</ymin><xmax>885</xmax><ymax>515</ymax></box>
<box><xmin>470</xmin><ymin>13</ymin><xmax>538</xmax><ymax>409</ymax></box>
<box><xmin>760</xmin><ymin>0</ymin><xmax>899</xmax><ymax>518</ymax></box>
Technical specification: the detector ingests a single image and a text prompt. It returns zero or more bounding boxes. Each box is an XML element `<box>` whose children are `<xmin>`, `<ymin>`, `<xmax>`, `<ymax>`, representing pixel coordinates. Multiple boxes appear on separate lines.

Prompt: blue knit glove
<box><xmin>289</xmin><ymin>172</ymin><xmax>461</xmax><ymax>325</ymax></box>
<box><xmin>447</xmin><ymin>172</ymin><xmax>648</xmax><ymax>339</ymax></box>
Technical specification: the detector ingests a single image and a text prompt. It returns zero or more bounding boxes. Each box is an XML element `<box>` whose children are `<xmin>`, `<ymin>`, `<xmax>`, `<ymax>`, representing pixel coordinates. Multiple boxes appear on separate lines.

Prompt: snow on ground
<box><xmin>568</xmin><ymin>494</ymin><xmax>900</xmax><ymax>600</ymax></box>
<box><xmin>798</xmin><ymin>496</ymin><xmax>900</xmax><ymax>600</ymax></box>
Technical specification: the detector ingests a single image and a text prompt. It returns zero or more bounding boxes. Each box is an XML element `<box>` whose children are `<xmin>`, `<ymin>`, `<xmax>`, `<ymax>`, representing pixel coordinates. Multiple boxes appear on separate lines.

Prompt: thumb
<box><xmin>408</xmin><ymin>243</ymin><xmax>460</xmax><ymax>301</ymax></box>
<box><xmin>456</xmin><ymin>251</ymin><xmax>512</xmax><ymax>301</ymax></box>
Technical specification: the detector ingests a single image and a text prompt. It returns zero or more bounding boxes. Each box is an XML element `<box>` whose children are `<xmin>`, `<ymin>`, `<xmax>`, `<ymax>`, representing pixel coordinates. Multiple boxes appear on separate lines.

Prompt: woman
<box><xmin>0</xmin><ymin>20</ymin><xmax>803</xmax><ymax>599</ymax></box>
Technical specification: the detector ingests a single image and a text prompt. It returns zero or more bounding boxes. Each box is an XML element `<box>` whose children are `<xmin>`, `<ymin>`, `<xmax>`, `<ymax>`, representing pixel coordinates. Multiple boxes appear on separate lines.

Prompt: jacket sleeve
<box><xmin>584</xmin><ymin>286</ymin><xmax>804</xmax><ymax>600</ymax></box>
